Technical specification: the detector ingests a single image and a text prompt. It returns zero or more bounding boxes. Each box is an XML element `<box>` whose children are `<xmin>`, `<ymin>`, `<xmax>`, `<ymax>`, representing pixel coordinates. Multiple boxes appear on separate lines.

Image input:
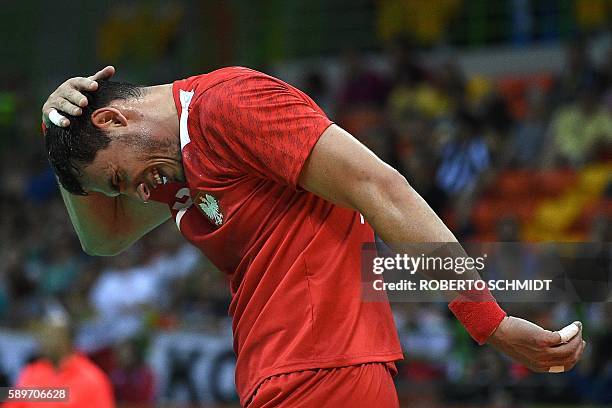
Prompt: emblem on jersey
<box><xmin>194</xmin><ymin>192</ymin><xmax>224</xmax><ymax>226</ymax></box>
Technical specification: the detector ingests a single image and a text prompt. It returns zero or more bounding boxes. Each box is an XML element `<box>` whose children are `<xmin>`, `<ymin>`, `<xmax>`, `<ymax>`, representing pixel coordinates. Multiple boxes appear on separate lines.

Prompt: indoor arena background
<box><xmin>0</xmin><ymin>1</ymin><xmax>611</xmax><ymax>407</ymax></box>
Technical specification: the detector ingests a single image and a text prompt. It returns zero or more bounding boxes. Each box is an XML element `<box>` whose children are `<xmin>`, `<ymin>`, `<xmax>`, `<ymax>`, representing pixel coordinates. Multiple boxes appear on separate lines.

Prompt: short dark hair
<box><xmin>45</xmin><ymin>80</ymin><xmax>143</xmax><ymax>195</ymax></box>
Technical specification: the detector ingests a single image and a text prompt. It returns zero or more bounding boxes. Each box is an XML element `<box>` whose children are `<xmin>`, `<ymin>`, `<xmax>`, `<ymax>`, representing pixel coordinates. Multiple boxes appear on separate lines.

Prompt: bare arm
<box><xmin>43</xmin><ymin>67</ymin><xmax>170</xmax><ymax>255</ymax></box>
<box><xmin>299</xmin><ymin>124</ymin><xmax>585</xmax><ymax>373</ymax></box>
<box><xmin>300</xmin><ymin>126</ymin><xmax>455</xmax><ymax>244</ymax></box>
<box><xmin>300</xmin><ymin>125</ymin><xmax>479</xmax><ymax>293</ymax></box>
<box><xmin>60</xmin><ymin>186</ymin><xmax>170</xmax><ymax>256</ymax></box>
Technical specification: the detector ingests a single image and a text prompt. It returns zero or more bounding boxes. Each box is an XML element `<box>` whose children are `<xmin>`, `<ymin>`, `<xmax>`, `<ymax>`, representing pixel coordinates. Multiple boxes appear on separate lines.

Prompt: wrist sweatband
<box><xmin>449</xmin><ymin>288</ymin><xmax>507</xmax><ymax>345</ymax></box>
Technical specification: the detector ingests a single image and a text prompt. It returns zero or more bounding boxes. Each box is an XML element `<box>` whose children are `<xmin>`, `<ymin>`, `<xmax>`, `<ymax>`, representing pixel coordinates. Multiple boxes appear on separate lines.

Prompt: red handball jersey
<box><xmin>149</xmin><ymin>67</ymin><xmax>403</xmax><ymax>405</ymax></box>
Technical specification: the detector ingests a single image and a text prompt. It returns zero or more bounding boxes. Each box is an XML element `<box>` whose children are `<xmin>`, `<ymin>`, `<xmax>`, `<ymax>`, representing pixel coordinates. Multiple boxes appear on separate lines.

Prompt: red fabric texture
<box><xmin>247</xmin><ymin>363</ymin><xmax>399</xmax><ymax>408</ymax></box>
<box><xmin>148</xmin><ymin>67</ymin><xmax>403</xmax><ymax>406</ymax></box>
<box><xmin>449</xmin><ymin>297</ymin><xmax>507</xmax><ymax>345</ymax></box>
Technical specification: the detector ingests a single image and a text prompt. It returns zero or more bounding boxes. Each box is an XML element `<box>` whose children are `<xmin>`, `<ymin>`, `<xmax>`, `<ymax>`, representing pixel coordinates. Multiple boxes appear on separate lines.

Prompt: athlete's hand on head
<box><xmin>42</xmin><ymin>65</ymin><xmax>116</xmax><ymax>127</ymax></box>
<box><xmin>487</xmin><ymin>316</ymin><xmax>586</xmax><ymax>373</ymax></box>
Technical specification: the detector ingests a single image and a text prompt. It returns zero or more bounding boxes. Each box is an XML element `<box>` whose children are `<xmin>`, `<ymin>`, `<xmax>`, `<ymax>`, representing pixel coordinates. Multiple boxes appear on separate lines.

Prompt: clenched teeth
<box><xmin>153</xmin><ymin>168</ymin><xmax>169</xmax><ymax>185</ymax></box>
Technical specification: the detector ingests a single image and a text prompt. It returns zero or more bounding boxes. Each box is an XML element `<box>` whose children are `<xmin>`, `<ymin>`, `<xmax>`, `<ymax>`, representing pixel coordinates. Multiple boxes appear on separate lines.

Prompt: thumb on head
<box><xmin>541</xmin><ymin>329</ymin><xmax>563</xmax><ymax>347</ymax></box>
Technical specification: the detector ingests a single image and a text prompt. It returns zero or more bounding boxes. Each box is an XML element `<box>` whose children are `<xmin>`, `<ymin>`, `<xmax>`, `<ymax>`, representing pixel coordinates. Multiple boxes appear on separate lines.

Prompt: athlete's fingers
<box><xmin>55</xmin><ymin>85</ymin><xmax>90</xmax><ymax>110</ymax></box>
<box><xmin>66</xmin><ymin>76</ymin><xmax>98</xmax><ymax>92</ymax></box>
<box><xmin>51</xmin><ymin>98</ymin><xmax>82</xmax><ymax>117</ymax></box>
<box><xmin>87</xmin><ymin>65</ymin><xmax>115</xmax><ymax>82</ymax></box>
<box><xmin>561</xmin><ymin>340</ymin><xmax>586</xmax><ymax>372</ymax></box>
<box><xmin>544</xmin><ymin>329</ymin><xmax>583</xmax><ymax>361</ymax></box>
<box><xmin>544</xmin><ymin>340</ymin><xmax>586</xmax><ymax>373</ymax></box>
<box><xmin>59</xmin><ymin>79</ymin><xmax>97</xmax><ymax>107</ymax></box>
<box><xmin>527</xmin><ymin>360</ymin><xmax>554</xmax><ymax>373</ymax></box>
<box><xmin>542</xmin><ymin>334</ymin><xmax>583</xmax><ymax>367</ymax></box>
<box><xmin>42</xmin><ymin>98</ymin><xmax>80</xmax><ymax>127</ymax></box>
<box><xmin>42</xmin><ymin>104</ymin><xmax>68</xmax><ymax>127</ymax></box>
<box><xmin>43</xmin><ymin>107</ymin><xmax>68</xmax><ymax>127</ymax></box>
<box><xmin>554</xmin><ymin>322</ymin><xmax>581</xmax><ymax>345</ymax></box>
<box><xmin>541</xmin><ymin>321</ymin><xmax>581</xmax><ymax>347</ymax></box>
<box><xmin>47</xmin><ymin>109</ymin><xmax>66</xmax><ymax>127</ymax></box>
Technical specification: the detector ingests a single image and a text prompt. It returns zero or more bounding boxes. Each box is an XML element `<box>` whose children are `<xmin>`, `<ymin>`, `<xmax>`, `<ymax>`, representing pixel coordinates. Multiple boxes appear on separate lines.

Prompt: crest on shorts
<box><xmin>194</xmin><ymin>192</ymin><xmax>223</xmax><ymax>226</ymax></box>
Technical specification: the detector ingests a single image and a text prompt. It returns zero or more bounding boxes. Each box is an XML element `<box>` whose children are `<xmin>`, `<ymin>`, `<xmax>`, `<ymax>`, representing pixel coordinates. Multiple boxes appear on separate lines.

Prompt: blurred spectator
<box><xmin>575</xmin><ymin>0</ymin><xmax>611</xmax><ymax>32</ymax></box>
<box><xmin>337</xmin><ymin>49</ymin><xmax>389</xmax><ymax>113</ymax></box>
<box><xmin>504</xmin><ymin>87</ymin><xmax>548</xmax><ymax>168</ymax></box>
<box><xmin>397</xmin><ymin>305</ymin><xmax>452</xmax><ymax>361</ymax></box>
<box><xmin>387</xmin><ymin>52</ymin><xmax>462</xmax><ymax>123</ymax></box>
<box><xmin>376</xmin><ymin>0</ymin><xmax>461</xmax><ymax>45</ymax></box>
<box><xmin>388</xmin><ymin>37</ymin><xmax>427</xmax><ymax>87</ymax></box>
<box><xmin>547</xmin><ymin>86</ymin><xmax>612</xmax><ymax>166</ymax></box>
<box><xmin>554</xmin><ymin>39</ymin><xmax>601</xmax><ymax>104</ymax></box>
<box><xmin>81</xmin><ymin>244</ymin><xmax>200</xmax><ymax>351</ymax></box>
<box><xmin>5</xmin><ymin>305</ymin><xmax>114</xmax><ymax>408</ymax></box>
<box><xmin>89</xmin><ymin>244</ymin><xmax>199</xmax><ymax>321</ymax></box>
<box><xmin>435</xmin><ymin>110</ymin><xmax>490</xmax><ymax>196</ymax></box>
<box><xmin>388</xmin><ymin>67</ymin><xmax>453</xmax><ymax>121</ymax></box>
<box><xmin>110</xmin><ymin>338</ymin><xmax>155</xmax><ymax>406</ymax></box>
<box><xmin>38</xmin><ymin>237</ymin><xmax>79</xmax><ymax>297</ymax></box>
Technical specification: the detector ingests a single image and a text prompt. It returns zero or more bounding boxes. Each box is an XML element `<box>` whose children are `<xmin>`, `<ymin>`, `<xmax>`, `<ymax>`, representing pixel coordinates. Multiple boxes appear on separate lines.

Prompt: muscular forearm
<box><xmin>300</xmin><ymin>126</ymin><xmax>482</xmax><ymax>294</ymax></box>
<box><xmin>351</xmin><ymin>170</ymin><xmax>486</xmax><ymax>300</ymax></box>
<box><xmin>355</xmin><ymin>172</ymin><xmax>509</xmax><ymax>345</ymax></box>
<box><xmin>364</xmin><ymin>173</ymin><xmax>456</xmax><ymax>244</ymax></box>
<box><xmin>301</xmin><ymin>125</ymin><xmax>585</xmax><ymax>365</ymax></box>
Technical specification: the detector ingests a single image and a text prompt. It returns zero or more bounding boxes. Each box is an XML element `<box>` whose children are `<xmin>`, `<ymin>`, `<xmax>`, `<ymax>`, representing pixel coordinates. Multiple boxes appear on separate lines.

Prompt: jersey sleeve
<box><xmin>199</xmin><ymin>73</ymin><xmax>333</xmax><ymax>189</ymax></box>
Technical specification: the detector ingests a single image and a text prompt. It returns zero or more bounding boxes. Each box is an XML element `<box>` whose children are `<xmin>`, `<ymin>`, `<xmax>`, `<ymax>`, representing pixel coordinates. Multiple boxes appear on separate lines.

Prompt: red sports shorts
<box><xmin>247</xmin><ymin>362</ymin><xmax>400</xmax><ymax>407</ymax></box>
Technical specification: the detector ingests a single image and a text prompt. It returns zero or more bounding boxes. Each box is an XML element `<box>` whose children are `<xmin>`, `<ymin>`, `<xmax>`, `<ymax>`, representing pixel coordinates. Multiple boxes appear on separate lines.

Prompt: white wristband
<box><xmin>48</xmin><ymin>109</ymin><xmax>65</xmax><ymax>127</ymax></box>
<box><xmin>549</xmin><ymin>365</ymin><xmax>565</xmax><ymax>373</ymax></box>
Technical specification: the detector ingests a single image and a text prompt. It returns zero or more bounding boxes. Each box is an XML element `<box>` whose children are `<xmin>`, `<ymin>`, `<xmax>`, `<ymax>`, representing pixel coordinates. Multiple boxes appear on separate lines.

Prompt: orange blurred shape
<box><xmin>533</xmin><ymin>168</ymin><xmax>578</xmax><ymax>197</ymax></box>
<box><xmin>337</xmin><ymin>107</ymin><xmax>384</xmax><ymax>136</ymax></box>
<box><xmin>495</xmin><ymin>169</ymin><xmax>533</xmax><ymax>197</ymax></box>
<box><xmin>472</xmin><ymin>197</ymin><xmax>537</xmax><ymax>233</ymax></box>
<box><xmin>496</xmin><ymin>73</ymin><xmax>554</xmax><ymax>120</ymax></box>
<box><xmin>572</xmin><ymin>198</ymin><xmax>612</xmax><ymax>231</ymax></box>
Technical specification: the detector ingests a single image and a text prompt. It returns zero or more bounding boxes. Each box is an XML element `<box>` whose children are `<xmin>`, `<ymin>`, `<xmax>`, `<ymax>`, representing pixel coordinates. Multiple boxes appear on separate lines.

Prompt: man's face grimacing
<box><xmin>80</xmin><ymin>105</ymin><xmax>183</xmax><ymax>202</ymax></box>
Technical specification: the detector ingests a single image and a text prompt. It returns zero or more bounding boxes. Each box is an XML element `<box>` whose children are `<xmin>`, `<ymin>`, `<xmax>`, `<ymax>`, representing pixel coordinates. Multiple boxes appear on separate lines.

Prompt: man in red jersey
<box><xmin>41</xmin><ymin>66</ymin><xmax>585</xmax><ymax>407</ymax></box>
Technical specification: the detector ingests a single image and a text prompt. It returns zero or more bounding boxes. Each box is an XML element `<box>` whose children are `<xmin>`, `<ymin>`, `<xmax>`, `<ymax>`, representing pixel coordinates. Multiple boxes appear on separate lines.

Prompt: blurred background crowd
<box><xmin>0</xmin><ymin>1</ymin><xmax>611</xmax><ymax>407</ymax></box>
